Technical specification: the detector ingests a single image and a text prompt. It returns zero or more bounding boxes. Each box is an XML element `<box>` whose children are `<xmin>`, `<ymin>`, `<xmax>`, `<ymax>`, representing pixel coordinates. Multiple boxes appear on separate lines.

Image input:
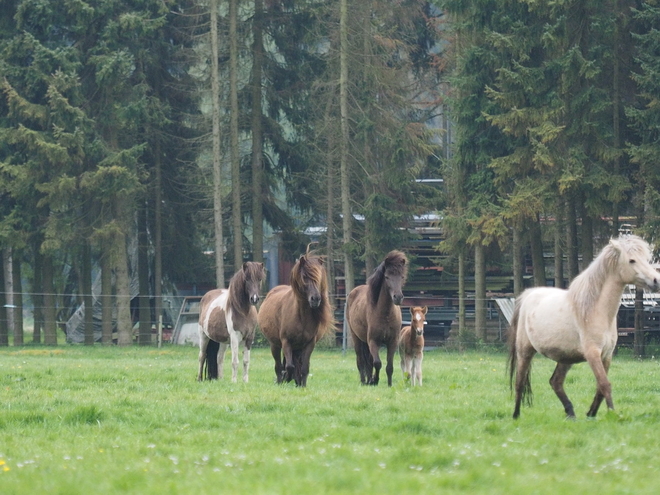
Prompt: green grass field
<box><xmin>1</xmin><ymin>345</ymin><xmax>660</xmax><ymax>494</ymax></box>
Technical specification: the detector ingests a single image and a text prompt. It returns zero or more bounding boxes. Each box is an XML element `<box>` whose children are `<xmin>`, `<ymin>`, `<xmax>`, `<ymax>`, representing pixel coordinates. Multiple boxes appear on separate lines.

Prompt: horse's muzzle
<box><xmin>309</xmin><ymin>294</ymin><xmax>321</xmax><ymax>308</ymax></box>
<box><xmin>250</xmin><ymin>294</ymin><xmax>260</xmax><ymax>305</ymax></box>
<box><xmin>392</xmin><ymin>294</ymin><xmax>404</xmax><ymax>306</ymax></box>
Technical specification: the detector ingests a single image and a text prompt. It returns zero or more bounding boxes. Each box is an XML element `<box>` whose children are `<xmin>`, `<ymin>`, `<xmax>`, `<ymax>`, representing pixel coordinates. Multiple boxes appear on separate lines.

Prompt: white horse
<box><xmin>197</xmin><ymin>262</ymin><xmax>265</xmax><ymax>383</ymax></box>
<box><xmin>399</xmin><ymin>306</ymin><xmax>427</xmax><ymax>386</ymax></box>
<box><xmin>508</xmin><ymin>235</ymin><xmax>659</xmax><ymax>419</ymax></box>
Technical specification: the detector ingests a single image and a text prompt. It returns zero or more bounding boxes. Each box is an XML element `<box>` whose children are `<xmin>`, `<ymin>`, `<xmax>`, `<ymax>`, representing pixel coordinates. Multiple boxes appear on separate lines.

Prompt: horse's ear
<box><xmin>422</xmin><ymin>306</ymin><xmax>428</xmax><ymax>314</ymax></box>
<box><xmin>319</xmin><ymin>257</ymin><xmax>324</xmax><ymax>266</ymax></box>
<box><xmin>242</xmin><ymin>262</ymin><xmax>248</xmax><ymax>271</ymax></box>
<box><xmin>609</xmin><ymin>238</ymin><xmax>622</xmax><ymax>253</ymax></box>
<box><xmin>409</xmin><ymin>306</ymin><xmax>414</xmax><ymax>316</ymax></box>
<box><xmin>298</xmin><ymin>254</ymin><xmax>306</xmax><ymax>265</ymax></box>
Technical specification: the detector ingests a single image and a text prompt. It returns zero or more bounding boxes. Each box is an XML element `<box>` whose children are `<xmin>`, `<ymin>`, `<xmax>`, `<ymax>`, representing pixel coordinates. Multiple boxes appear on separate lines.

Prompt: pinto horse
<box><xmin>399</xmin><ymin>306</ymin><xmax>427</xmax><ymax>386</ymax></box>
<box><xmin>508</xmin><ymin>236</ymin><xmax>660</xmax><ymax>419</ymax></box>
<box><xmin>197</xmin><ymin>262</ymin><xmax>265</xmax><ymax>383</ymax></box>
<box><xmin>347</xmin><ymin>250</ymin><xmax>408</xmax><ymax>386</ymax></box>
<box><xmin>258</xmin><ymin>251</ymin><xmax>333</xmax><ymax>386</ymax></box>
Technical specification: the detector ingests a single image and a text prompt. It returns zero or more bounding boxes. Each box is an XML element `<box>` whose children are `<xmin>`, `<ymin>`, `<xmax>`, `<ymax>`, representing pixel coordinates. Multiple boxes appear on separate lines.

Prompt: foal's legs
<box><xmin>549</xmin><ymin>362</ymin><xmax>575</xmax><ymax>418</ymax></box>
<box><xmin>242</xmin><ymin>340</ymin><xmax>251</xmax><ymax>384</ymax></box>
<box><xmin>586</xmin><ymin>351</ymin><xmax>613</xmax><ymax>417</ymax></box>
<box><xmin>413</xmin><ymin>353</ymin><xmax>423</xmax><ymax>386</ymax></box>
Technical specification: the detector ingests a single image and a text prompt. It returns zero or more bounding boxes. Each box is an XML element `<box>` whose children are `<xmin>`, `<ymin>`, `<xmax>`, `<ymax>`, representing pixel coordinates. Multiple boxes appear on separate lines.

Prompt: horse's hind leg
<box><xmin>385</xmin><ymin>340</ymin><xmax>397</xmax><ymax>387</ymax></box>
<box><xmin>352</xmin><ymin>331</ymin><xmax>371</xmax><ymax>384</ymax></box>
<box><xmin>586</xmin><ymin>352</ymin><xmax>613</xmax><ymax>417</ymax></box>
<box><xmin>218</xmin><ymin>342</ymin><xmax>228</xmax><ymax>380</ymax></box>
<box><xmin>198</xmin><ymin>331</ymin><xmax>209</xmax><ymax>381</ymax></box>
<box><xmin>549</xmin><ymin>362</ymin><xmax>575</xmax><ymax>418</ymax></box>
<box><xmin>513</xmin><ymin>347</ymin><xmax>535</xmax><ymax>419</ymax></box>
<box><xmin>242</xmin><ymin>341</ymin><xmax>251</xmax><ymax>384</ymax></box>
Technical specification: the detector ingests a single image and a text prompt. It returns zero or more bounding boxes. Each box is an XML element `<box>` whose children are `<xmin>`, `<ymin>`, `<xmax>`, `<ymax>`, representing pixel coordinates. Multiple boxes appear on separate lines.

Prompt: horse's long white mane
<box><xmin>568</xmin><ymin>235</ymin><xmax>652</xmax><ymax>325</ymax></box>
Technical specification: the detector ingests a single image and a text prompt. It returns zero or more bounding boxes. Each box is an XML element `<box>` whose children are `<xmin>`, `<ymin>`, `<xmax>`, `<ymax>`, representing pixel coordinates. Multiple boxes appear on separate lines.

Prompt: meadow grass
<box><xmin>1</xmin><ymin>345</ymin><xmax>660</xmax><ymax>494</ymax></box>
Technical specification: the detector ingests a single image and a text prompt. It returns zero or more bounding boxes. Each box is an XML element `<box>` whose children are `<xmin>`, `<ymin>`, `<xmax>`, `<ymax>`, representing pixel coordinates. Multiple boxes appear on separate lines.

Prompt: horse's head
<box><xmin>611</xmin><ymin>236</ymin><xmax>659</xmax><ymax>291</ymax></box>
<box><xmin>409</xmin><ymin>306</ymin><xmax>427</xmax><ymax>336</ymax></box>
<box><xmin>242</xmin><ymin>262</ymin><xmax>266</xmax><ymax>305</ymax></box>
<box><xmin>369</xmin><ymin>250</ymin><xmax>408</xmax><ymax>306</ymax></box>
<box><xmin>291</xmin><ymin>253</ymin><xmax>327</xmax><ymax>309</ymax></box>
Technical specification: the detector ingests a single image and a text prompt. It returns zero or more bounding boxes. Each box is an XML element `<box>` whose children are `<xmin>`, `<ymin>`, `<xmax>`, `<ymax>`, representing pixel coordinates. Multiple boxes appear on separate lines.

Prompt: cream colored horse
<box><xmin>508</xmin><ymin>236</ymin><xmax>659</xmax><ymax>419</ymax></box>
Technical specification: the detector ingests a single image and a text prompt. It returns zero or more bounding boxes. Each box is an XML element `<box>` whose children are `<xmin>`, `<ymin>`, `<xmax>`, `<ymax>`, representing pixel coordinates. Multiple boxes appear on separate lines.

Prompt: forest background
<box><xmin>0</xmin><ymin>0</ymin><xmax>659</xmax><ymax>347</ymax></box>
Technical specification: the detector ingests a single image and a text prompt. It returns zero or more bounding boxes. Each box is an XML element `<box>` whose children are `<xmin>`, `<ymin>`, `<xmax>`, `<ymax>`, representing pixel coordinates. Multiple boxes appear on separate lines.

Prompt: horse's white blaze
<box><xmin>415</xmin><ymin>313</ymin><xmax>422</xmax><ymax>322</ymax></box>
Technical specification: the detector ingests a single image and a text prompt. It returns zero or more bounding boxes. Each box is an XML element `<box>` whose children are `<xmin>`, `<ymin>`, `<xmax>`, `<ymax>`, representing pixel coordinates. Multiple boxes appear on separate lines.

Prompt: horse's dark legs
<box><xmin>352</xmin><ymin>331</ymin><xmax>372</xmax><ymax>384</ymax></box>
<box><xmin>549</xmin><ymin>362</ymin><xmax>575</xmax><ymax>418</ymax></box>
<box><xmin>586</xmin><ymin>352</ymin><xmax>613</xmax><ymax>417</ymax></box>
<box><xmin>298</xmin><ymin>340</ymin><xmax>316</xmax><ymax>387</ymax></box>
<box><xmin>197</xmin><ymin>330</ymin><xmax>209</xmax><ymax>381</ymax></box>
<box><xmin>385</xmin><ymin>341</ymin><xmax>397</xmax><ymax>387</ymax></box>
<box><xmin>282</xmin><ymin>340</ymin><xmax>295</xmax><ymax>383</ymax></box>
<box><xmin>368</xmin><ymin>340</ymin><xmax>382</xmax><ymax>386</ymax></box>
<box><xmin>270</xmin><ymin>343</ymin><xmax>284</xmax><ymax>384</ymax></box>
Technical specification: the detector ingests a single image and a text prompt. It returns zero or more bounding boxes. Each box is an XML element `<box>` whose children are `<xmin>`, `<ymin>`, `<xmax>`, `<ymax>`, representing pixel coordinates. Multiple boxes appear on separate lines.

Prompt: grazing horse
<box><xmin>347</xmin><ymin>250</ymin><xmax>408</xmax><ymax>386</ymax></box>
<box><xmin>258</xmin><ymin>251</ymin><xmax>333</xmax><ymax>386</ymax></box>
<box><xmin>197</xmin><ymin>262</ymin><xmax>265</xmax><ymax>383</ymax></box>
<box><xmin>508</xmin><ymin>236</ymin><xmax>659</xmax><ymax>419</ymax></box>
<box><xmin>399</xmin><ymin>306</ymin><xmax>427</xmax><ymax>386</ymax></box>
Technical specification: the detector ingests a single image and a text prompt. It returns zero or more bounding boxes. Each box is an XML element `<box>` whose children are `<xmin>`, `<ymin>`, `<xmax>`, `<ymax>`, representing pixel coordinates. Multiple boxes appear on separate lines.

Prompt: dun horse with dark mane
<box><xmin>258</xmin><ymin>250</ymin><xmax>333</xmax><ymax>386</ymax></box>
<box><xmin>347</xmin><ymin>250</ymin><xmax>408</xmax><ymax>386</ymax></box>
<box><xmin>197</xmin><ymin>262</ymin><xmax>265</xmax><ymax>383</ymax></box>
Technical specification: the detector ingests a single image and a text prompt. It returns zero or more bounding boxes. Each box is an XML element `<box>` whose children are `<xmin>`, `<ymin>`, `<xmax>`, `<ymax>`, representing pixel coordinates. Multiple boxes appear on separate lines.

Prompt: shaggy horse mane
<box><xmin>368</xmin><ymin>250</ymin><xmax>408</xmax><ymax>305</ymax></box>
<box><xmin>290</xmin><ymin>251</ymin><xmax>335</xmax><ymax>332</ymax></box>
<box><xmin>568</xmin><ymin>236</ymin><xmax>652</xmax><ymax>326</ymax></box>
<box><xmin>227</xmin><ymin>261</ymin><xmax>265</xmax><ymax>317</ymax></box>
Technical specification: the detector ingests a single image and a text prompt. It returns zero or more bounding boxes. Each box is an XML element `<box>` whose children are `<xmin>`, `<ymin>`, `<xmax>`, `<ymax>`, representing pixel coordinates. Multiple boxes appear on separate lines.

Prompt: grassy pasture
<box><xmin>1</xmin><ymin>345</ymin><xmax>660</xmax><ymax>494</ymax></box>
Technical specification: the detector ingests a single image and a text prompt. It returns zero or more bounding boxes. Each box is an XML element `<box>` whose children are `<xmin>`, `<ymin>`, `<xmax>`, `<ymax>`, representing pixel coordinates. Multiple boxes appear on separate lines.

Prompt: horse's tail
<box><xmin>205</xmin><ymin>340</ymin><xmax>220</xmax><ymax>380</ymax></box>
<box><xmin>507</xmin><ymin>295</ymin><xmax>532</xmax><ymax>405</ymax></box>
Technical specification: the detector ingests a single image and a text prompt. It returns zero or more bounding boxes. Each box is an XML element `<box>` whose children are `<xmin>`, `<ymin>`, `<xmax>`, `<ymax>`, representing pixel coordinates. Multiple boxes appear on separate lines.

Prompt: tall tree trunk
<box><xmin>82</xmin><ymin>240</ymin><xmax>94</xmax><ymax>345</ymax></box>
<box><xmin>12</xmin><ymin>251</ymin><xmax>23</xmax><ymax>346</ymax></box>
<box><xmin>0</xmin><ymin>254</ymin><xmax>6</xmax><ymax>346</ymax></box>
<box><xmin>566</xmin><ymin>193</ymin><xmax>579</xmax><ymax>281</ymax></box>
<box><xmin>512</xmin><ymin>226</ymin><xmax>524</xmax><ymax>296</ymax></box>
<box><xmin>612</xmin><ymin>7</ymin><xmax>622</xmax><ymax>237</ymax></box>
<box><xmin>114</xmin><ymin>198</ymin><xmax>133</xmax><ymax>346</ymax></box>
<box><xmin>138</xmin><ymin>201</ymin><xmax>151</xmax><ymax>345</ymax></box>
<box><xmin>554</xmin><ymin>197</ymin><xmax>564</xmax><ymax>289</ymax></box>
<box><xmin>4</xmin><ymin>249</ymin><xmax>13</xmax><ymax>334</ymax></box>
<box><xmin>42</xmin><ymin>254</ymin><xmax>57</xmax><ymax>345</ymax></box>
<box><xmin>326</xmin><ymin>103</ymin><xmax>336</xmax><ymax>308</ymax></box>
<box><xmin>251</xmin><ymin>0</ymin><xmax>264</xmax><ymax>264</ymax></box>
<box><xmin>474</xmin><ymin>242</ymin><xmax>487</xmax><ymax>342</ymax></box>
<box><xmin>581</xmin><ymin>212</ymin><xmax>593</xmax><ymax>268</ymax></box>
<box><xmin>210</xmin><ymin>0</ymin><xmax>225</xmax><ymax>287</ymax></box>
<box><xmin>32</xmin><ymin>243</ymin><xmax>43</xmax><ymax>343</ymax></box>
<box><xmin>340</xmin><ymin>0</ymin><xmax>354</xmax><ymax>297</ymax></box>
<box><xmin>458</xmin><ymin>248</ymin><xmax>465</xmax><ymax>337</ymax></box>
<box><xmin>634</xmin><ymin>286</ymin><xmax>644</xmax><ymax>357</ymax></box>
<box><xmin>529</xmin><ymin>216</ymin><xmax>546</xmax><ymax>287</ymax></box>
<box><xmin>101</xmin><ymin>247</ymin><xmax>113</xmax><ymax>344</ymax></box>
<box><xmin>154</xmin><ymin>141</ymin><xmax>163</xmax><ymax>346</ymax></box>
<box><xmin>230</xmin><ymin>0</ymin><xmax>242</xmax><ymax>270</ymax></box>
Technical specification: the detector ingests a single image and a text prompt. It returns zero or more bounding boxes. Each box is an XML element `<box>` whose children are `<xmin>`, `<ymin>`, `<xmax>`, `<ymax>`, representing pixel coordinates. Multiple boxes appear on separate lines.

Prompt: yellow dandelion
<box><xmin>3</xmin><ymin>466</ymin><xmax>10</xmax><ymax>472</ymax></box>
<box><xmin>0</xmin><ymin>460</ymin><xmax>5</xmax><ymax>466</ymax></box>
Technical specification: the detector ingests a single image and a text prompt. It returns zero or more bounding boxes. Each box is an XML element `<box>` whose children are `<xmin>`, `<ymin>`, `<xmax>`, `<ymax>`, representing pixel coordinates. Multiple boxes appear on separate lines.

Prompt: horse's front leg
<box><xmin>270</xmin><ymin>343</ymin><xmax>284</xmax><ymax>384</ymax></box>
<box><xmin>197</xmin><ymin>328</ymin><xmax>209</xmax><ymax>381</ymax></box>
<box><xmin>217</xmin><ymin>342</ymin><xmax>228</xmax><ymax>380</ymax></box>
<box><xmin>367</xmin><ymin>339</ymin><xmax>382</xmax><ymax>386</ymax></box>
<box><xmin>298</xmin><ymin>340</ymin><xmax>317</xmax><ymax>387</ymax></box>
<box><xmin>549</xmin><ymin>362</ymin><xmax>575</xmax><ymax>418</ymax></box>
<box><xmin>282</xmin><ymin>339</ymin><xmax>295</xmax><ymax>383</ymax></box>
<box><xmin>242</xmin><ymin>339</ymin><xmax>251</xmax><ymax>383</ymax></box>
<box><xmin>413</xmin><ymin>353</ymin><xmax>423</xmax><ymax>386</ymax></box>
<box><xmin>585</xmin><ymin>350</ymin><xmax>613</xmax><ymax>417</ymax></box>
<box><xmin>385</xmin><ymin>340</ymin><xmax>397</xmax><ymax>387</ymax></box>
<box><xmin>228</xmin><ymin>331</ymin><xmax>240</xmax><ymax>383</ymax></box>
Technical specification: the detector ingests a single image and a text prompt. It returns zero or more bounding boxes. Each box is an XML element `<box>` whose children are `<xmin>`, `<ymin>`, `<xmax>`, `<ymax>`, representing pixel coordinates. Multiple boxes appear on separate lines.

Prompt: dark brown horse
<box><xmin>399</xmin><ymin>306</ymin><xmax>427</xmax><ymax>386</ymax></box>
<box><xmin>346</xmin><ymin>250</ymin><xmax>408</xmax><ymax>386</ymax></box>
<box><xmin>257</xmin><ymin>251</ymin><xmax>333</xmax><ymax>386</ymax></box>
<box><xmin>197</xmin><ymin>262</ymin><xmax>265</xmax><ymax>383</ymax></box>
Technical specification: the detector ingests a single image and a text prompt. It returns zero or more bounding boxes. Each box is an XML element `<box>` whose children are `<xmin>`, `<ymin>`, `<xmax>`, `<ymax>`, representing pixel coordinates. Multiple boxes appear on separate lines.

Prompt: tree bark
<box><xmin>11</xmin><ymin>251</ymin><xmax>23</xmax><ymax>346</ymax></box>
<box><xmin>32</xmin><ymin>243</ymin><xmax>43</xmax><ymax>344</ymax></box>
<box><xmin>42</xmin><ymin>254</ymin><xmax>57</xmax><ymax>345</ymax></box>
<box><xmin>114</xmin><ymin>198</ymin><xmax>133</xmax><ymax>346</ymax></box>
<box><xmin>554</xmin><ymin>196</ymin><xmax>564</xmax><ymax>289</ymax></box>
<box><xmin>251</xmin><ymin>0</ymin><xmax>264</xmax><ymax>264</ymax></box>
<box><xmin>566</xmin><ymin>193</ymin><xmax>579</xmax><ymax>281</ymax></box>
<box><xmin>230</xmin><ymin>0</ymin><xmax>242</xmax><ymax>270</ymax></box>
<box><xmin>474</xmin><ymin>242</ymin><xmax>487</xmax><ymax>342</ymax></box>
<box><xmin>101</xmin><ymin>246</ymin><xmax>113</xmax><ymax>344</ymax></box>
<box><xmin>138</xmin><ymin>201</ymin><xmax>151</xmax><ymax>345</ymax></box>
<box><xmin>82</xmin><ymin>240</ymin><xmax>94</xmax><ymax>345</ymax></box>
<box><xmin>512</xmin><ymin>226</ymin><xmax>524</xmax><ymax>296</ymax></box>
<box><xmin>529</xmin><ymin>216</ymin><xmax>546</xmax><ymax>287</ymax></box>
<box><xmin>0</xmin><ymin>254</ymin><xmax>6</xmax><ymax>346</ymax></box>
<box><xmin>340</xmin><ymin>0</ymin><xmax>354</xmax><ymax>297</ymax></box>
<box><xmin>210</xmin><ymin>0</ymin><xmax>225</xmax><ymax>287</ymax></box>
<box><xmin>154</xmin><ymin>141</ymin><xmax>163</xmax><ymax>346</ymax></box>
